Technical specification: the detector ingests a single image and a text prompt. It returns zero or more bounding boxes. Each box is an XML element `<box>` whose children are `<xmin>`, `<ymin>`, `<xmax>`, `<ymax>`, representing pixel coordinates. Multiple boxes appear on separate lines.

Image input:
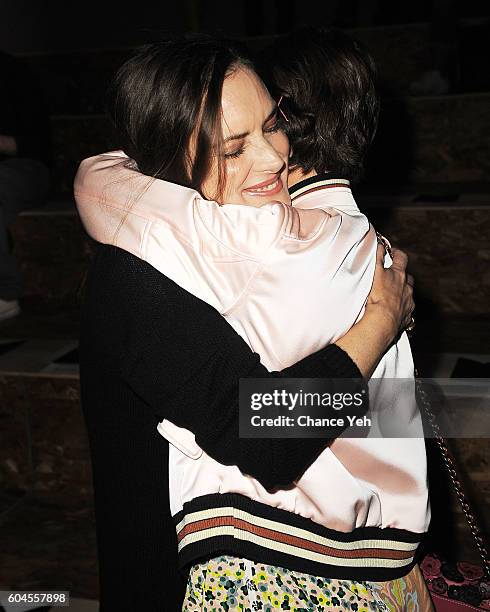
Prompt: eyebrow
<box><xmin>223</xmin><ymin>105</ymin><xmax>278</xmax><ymax>143</ymax></box>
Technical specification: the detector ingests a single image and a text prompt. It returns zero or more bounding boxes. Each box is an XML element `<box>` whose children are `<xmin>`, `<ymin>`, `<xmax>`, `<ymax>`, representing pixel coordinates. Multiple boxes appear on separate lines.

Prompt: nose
<box><xmin>253</xmin><ymin>136</ymin><xmax>286</xmax><ymax>175</ymax></box>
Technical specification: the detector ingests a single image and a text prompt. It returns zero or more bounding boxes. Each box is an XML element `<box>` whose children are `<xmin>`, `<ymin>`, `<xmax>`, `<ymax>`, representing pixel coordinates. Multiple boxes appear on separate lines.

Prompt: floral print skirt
<box><xmin>182</xmin><ymin>555</ymin><xmax>434</xmax><ymax>611</ymax></box>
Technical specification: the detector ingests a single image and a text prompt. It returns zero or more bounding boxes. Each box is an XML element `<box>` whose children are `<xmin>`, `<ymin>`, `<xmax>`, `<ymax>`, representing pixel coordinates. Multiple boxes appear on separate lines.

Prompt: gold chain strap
<box><xmin>415</xmin><ymin>374</ymin><xmax>490</xmax><ymax>578</ymax></box>
<box><xmin>375</xmin><ymin>230</ymin><xmax>490</xmax><ymax>578</ymax></box>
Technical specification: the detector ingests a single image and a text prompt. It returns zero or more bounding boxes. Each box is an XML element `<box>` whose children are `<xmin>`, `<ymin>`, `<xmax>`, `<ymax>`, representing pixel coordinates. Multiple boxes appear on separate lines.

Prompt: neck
<box><xmin>287</xmin><ymin>167</ymin><xmax>317</xmax><ymax>189</ymax></box>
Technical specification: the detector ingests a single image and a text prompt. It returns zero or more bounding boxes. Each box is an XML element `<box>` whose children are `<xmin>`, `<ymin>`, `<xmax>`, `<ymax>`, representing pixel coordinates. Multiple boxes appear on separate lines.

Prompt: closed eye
<box><xmin>224</xmin><ymin>108</ymin><xmax>281</xmax><ymax>159</ymax></box>
<box><xmin>224</xmin><ymin>146</ymin><xmax>245</xmax><ymax>160</ymax></box>
<box><xmin>264</xmin><ymin>109</ymin><xmax>282</xmax><ymax>134</ymax></box>
<box><xmin>264</xmin><ymin>120</ymin><xmax>281</xmax><ymax>134</ymax></box>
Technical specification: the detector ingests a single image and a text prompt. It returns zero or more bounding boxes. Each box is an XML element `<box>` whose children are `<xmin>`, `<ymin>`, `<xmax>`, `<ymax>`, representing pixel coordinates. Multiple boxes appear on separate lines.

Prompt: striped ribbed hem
<box><xmin>289</xmin><ymin>173</ymin><xmax>350</xmax><ymax>202</ymax></box>
<box><xmin>174</xmin><ymin>493</ymin><xmax>425</xmax><ymax>581</ymax></box>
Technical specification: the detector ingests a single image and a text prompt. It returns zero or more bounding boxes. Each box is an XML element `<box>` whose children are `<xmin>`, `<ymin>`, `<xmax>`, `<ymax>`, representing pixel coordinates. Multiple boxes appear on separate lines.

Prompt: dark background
<box><xmin>1</xmin><ymin>0</ymin><xmax>489</xmax><ymax>52</ymax></box>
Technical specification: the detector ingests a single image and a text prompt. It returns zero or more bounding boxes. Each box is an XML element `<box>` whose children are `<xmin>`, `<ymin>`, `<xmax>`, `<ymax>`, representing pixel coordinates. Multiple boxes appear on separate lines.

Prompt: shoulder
<box><xmin>197</xmin><ymin>201</ymin><xmax>289</xmax><ymax>259</ymax></box>
<box><xmin>84</xmin><ymin>243</ymin><xmax>223</xmax><ymax>321</ymax></box>
<box><xmin>81</xmin><ymin>244</ymin><xmax>256</xmax><ymax>377</ymax></box>
<box><xmin>87</xmin><ymin>243</ymin><xmax>165</xmax><ymax>294</ymax></box>
<box><xmin>88</xmin><ymin>243</ymin><xmax>191</xmax><ymax>298</ymax></box>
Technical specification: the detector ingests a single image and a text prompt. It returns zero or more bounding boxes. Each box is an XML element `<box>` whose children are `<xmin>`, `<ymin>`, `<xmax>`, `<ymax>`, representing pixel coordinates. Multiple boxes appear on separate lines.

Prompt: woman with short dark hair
<box><xmin>259</xmin><ymin>26</ymin><xmax>379</xmax><ymax>184</ymax></box>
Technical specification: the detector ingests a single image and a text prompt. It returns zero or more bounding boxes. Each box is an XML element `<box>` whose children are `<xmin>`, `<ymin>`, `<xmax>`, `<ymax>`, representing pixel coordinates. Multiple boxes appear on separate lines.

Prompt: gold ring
<box><xmin>405</xmin><ymin>315</ymin><xmax>416</xmax><ymax>334</ymax></box>
<box><xmin>376</xmin><ymin>231</ymin><xmax>393</xmax><ymax>258</ymax></box>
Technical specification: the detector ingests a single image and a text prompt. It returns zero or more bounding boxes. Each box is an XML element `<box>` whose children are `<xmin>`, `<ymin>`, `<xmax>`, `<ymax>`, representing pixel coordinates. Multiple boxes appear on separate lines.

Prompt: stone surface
<box><xmin>405</xmin><ymin>94</ymin><xmax>490</xmax><ymax>184</ymax></box>
<box><xmin>0</xmin><ymin>310</ymin><xmax>80</xmax><ymax>340</ymax></box>
<box><xmin>367</xmin><ymin>93</ymin><xmax>490</xmax><ymax>185</ymax></box>
<box><xmin>365</xmin><ymin>205</ymin><xmax>490</xmax><ymax>318</ymax></box>
<box><xmin>0</xmin><ymin>491</ymin><xmax>98</xmax><ymax>599</ymax></box>
<box><xmin>0</xmin><ymin>374</ymin><xmax>91</xmax><ymax>500</ymax></box>
<box><xmin>10</xmin><ymin>212</ymin><xmax>95</xmax><ymax>313</ymax></box>
<box><xmin>0</xmin><ymin>376</ymin><xmax>31</xmax><ymax>493</ymax></box>
<box><xmin>451</xmin><ymin>438</ymin><xmax>490</xmax><ymax>535</ymax></box>
<box><xmin>427</xmin><ymin>437</ymin><xmax>490</xmax><ymax>564</ymax></box>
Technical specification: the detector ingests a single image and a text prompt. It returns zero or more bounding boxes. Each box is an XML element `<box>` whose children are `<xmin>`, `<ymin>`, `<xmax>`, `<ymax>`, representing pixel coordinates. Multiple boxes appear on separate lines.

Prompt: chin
<box><xmin>277</xmin><ymin>188</ymin><xmax>291</xmax><ymax>205</ymax></box>
<box><xmin>264</xmin><ymin>187</ymin><xmax>290</xmax><ymax>207</ymax></box>
<box><xmin>241</xmin><ymin>194</ymin><xmax>286</xmax><ymax>207</ymax></box>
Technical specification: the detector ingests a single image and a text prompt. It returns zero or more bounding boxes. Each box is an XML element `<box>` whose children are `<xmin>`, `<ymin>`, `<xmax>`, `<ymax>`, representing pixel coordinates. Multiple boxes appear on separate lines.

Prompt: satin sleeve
<box><xmin>74</xmin><ymin>150</ymin><xmax>290</xmax><ymax>311</ymax></box>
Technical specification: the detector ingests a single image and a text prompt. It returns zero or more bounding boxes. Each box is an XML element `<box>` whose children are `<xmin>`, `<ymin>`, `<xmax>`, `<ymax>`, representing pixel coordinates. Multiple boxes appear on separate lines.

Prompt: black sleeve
<box><xmin>118</xmin><ymin>249</ymin><xmax>368</xmax><ymax>491</ymax></box>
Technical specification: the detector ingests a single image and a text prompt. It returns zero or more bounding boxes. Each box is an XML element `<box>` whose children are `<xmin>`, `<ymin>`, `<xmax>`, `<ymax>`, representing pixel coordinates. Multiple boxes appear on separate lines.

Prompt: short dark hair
<box><xmin>107</xmin><ymin>34</ymin><xmax>254</xmax><ymax>200</ymax></box>
<box><xmin>259</xmin><ymin>27</ymin><xmax>379</xmax><ymax>183</ymax></box>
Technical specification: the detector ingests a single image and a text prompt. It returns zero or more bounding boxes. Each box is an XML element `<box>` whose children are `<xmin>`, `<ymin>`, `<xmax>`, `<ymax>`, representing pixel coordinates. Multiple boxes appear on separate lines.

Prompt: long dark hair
<box><xmin>107</xmin><ymin>34</ymin><xmax>254</xmax><ymax>199</ymax></box>
<box><xmin>258</xmin><ymin>27</ymin><xmax>379</xmax><ymax>183</ymax></box>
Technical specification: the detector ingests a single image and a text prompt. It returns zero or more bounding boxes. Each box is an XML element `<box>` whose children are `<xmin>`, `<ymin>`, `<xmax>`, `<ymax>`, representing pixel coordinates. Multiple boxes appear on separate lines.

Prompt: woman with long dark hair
<box><xmin>77</xmin><ymin>34</ymin><xmax>426</xmax><ymax>610</ymax></box>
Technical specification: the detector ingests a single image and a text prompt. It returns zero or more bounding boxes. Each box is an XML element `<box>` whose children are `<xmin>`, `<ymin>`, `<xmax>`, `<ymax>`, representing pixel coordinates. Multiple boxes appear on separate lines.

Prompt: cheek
<box><xmin>270</xmin><ymin>130</ymin><xmax>290</xmax><ymax>161</ymax></box>
<box><xmin>201</xmin><ymin>160</ymin><xmax>219</xmax><ymax>201</ymax></box>
<box><xmin>224</xmin><ymin>157</ymin><xmax>253</xmax><ymax>197</ymax></box>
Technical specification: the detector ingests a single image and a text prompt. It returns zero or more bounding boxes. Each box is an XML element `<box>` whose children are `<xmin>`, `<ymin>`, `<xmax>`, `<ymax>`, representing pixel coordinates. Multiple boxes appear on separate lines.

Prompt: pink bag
<box><xmin>431</xmin><ymin>595</ymin><xmax>488</xmax><ymax>612</ymax></box>
<box><xmin>420</xmin><ymin>553</ymin><xmax>490</xmax><ymax>610</ymax></box>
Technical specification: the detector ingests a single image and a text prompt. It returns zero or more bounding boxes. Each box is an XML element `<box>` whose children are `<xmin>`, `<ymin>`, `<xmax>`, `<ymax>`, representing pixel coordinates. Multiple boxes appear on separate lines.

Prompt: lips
<box><xmin>243</xmin><ymin>175</ymin><xmax>284</xmax><ymax>197</ymax></box>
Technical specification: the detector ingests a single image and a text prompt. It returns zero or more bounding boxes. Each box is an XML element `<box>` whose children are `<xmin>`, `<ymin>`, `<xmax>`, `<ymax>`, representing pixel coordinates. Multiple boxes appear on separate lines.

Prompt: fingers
<box><xmin>402</xmin><ymin>284</ymin><xmax>415</xmax><ymax>330</ymax></box>
<box><xmin>390</xmin><ymin>248</ymin><xmax>408</xmax><ymax>271</ymax></box>
<box><xmin>376</xmin><ymin>243</ymin><xmax>386</xmax><ymax>266</ymax></box>
<box><xmin>406</xmin><ymin>275</ymin><xmax>415</xmax><ymax>316</ymax></box>
<box><xmin>370</xmin><ymin>240</ymin><xmax>417</xmax><ymax>335</ymax></box>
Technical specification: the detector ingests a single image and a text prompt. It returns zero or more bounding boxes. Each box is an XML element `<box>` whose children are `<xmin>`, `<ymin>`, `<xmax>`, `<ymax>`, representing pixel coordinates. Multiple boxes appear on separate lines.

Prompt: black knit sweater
<box><xmin>79</xmin><ymin>244</ymin><xmax>367</xmax><ymax>611</ymax></box>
